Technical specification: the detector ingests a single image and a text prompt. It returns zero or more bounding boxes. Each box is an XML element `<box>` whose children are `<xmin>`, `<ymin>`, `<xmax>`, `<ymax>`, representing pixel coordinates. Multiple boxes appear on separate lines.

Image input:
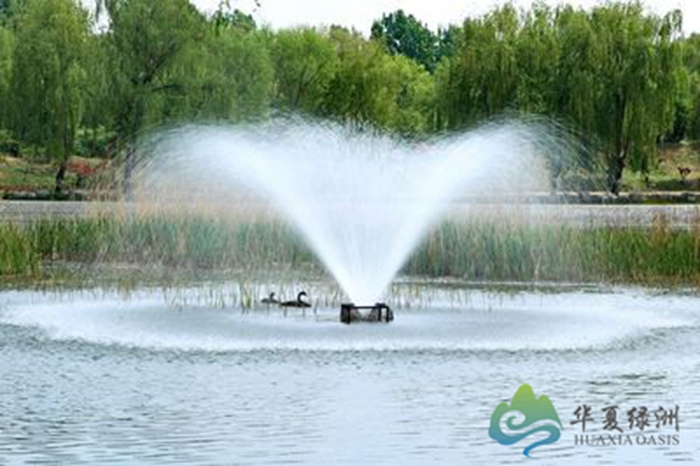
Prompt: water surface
<box><xmin>1</xmin><ymin>285</ymin><xmax>698</xmax><ymax>464</ymax></box>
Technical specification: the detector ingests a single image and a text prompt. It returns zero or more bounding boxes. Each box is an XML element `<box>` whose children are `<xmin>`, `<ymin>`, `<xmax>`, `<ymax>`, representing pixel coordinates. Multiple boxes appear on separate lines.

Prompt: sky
<box><xmin>190</xmin><ymin>0</ymin><xmax>700</xmax><ymax>34</ymax></box>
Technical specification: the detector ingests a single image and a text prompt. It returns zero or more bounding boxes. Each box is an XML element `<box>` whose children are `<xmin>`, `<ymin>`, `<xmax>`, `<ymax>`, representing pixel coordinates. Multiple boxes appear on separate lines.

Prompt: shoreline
<box><xmin>2</xmin><ymin>190</ymin><xmax>699</xmax><ymax>204</ymax></box>
<box><xmin>1</xmin><ymin>199</ymin><xmax>699</xmax><ymax>229</ymax></box>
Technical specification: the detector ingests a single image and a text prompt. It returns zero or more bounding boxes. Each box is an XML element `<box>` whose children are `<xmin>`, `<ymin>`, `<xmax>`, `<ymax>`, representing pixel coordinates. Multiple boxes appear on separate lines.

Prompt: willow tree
<box><xmin>206</xmin><ymin>6</ymin><xmax>273</xmax><ymax>120</ymax></box>
<box><xmin>0</xmin><ymin>25</ymin><xmax>12</xmax><ymax>129</ymax></box>
<box><xmin>679</xmin><ymin>34</ymin><xmax>700</xmax><ymax>141</ymax></box>
<box><xmin>552</xmin><ymin>6</ymin><xmax>601</xmax><ymax>137</ymax></box>
<box><xmin>8</xmin><ymin>0</ymin><xmax>88</xmax><ymax>194</ymax></box>
<box><xmin>323</xmin><ymin>27</ymin><xmax>386</xmax><ymax>124</ymax></box>
<box><xmin>271</xmin><ymin>28</ymin><xmax>338</xmax><ymax>114</ymax></box>
<box><xmin>80</xmin><ymin>33</ymin><xmax>112</xmax><ymax>151</ymax></box>
<box><xmin>382</xmin><ymin>54</ymin><xmax>436</xmax><ymax>135</ymax></box>
<box><xmin>97</xmin><ymin>0</ymin><xmax>205</xmax><ymax>193</ymax></box>
<box><xmin>689</xmin><ymin>74</ymin><xmax>700</xmax><ymax>141</ymax></box>
<box><xmin>160</xmin><ymin>13</ymin><xmax>273</xmax><ymax>122</ymax></box>
<box><xmin>516</xmin><ymin>4</ymin><xmax>559</xmax><ymax>113</ymax></box>
<box><xmin>435</xmin><ymin>5</ymin><xmax>520</xmax><ymax>129</ymax></box>
<box><xmin>129</xmin><ymin>3</ymin><xmax>271</xmax><ymax>124</ymax></box>
<box><xmin>590</xmin><ymin>4</ymin><xmax>682</xmax><ymax>192</ymax></box>
<box><xmin>324</xmin><ymin>27</ymin><xmax>435</xmax><ymax>135</ymax></box>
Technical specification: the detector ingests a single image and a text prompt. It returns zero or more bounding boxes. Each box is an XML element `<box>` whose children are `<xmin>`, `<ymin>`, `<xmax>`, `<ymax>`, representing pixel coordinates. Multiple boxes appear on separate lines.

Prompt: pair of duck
<box><xmin>261</xmin><ymin>291</ymin><xmax>311</xmax><ymax>308</ymax></box>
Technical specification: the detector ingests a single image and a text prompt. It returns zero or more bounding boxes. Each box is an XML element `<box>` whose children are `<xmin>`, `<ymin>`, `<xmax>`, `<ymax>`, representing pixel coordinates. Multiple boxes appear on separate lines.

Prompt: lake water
<box><xmin>1</xmin><ymin>284</ymin><xmax>698</xmax><ymax>465</ymax></box>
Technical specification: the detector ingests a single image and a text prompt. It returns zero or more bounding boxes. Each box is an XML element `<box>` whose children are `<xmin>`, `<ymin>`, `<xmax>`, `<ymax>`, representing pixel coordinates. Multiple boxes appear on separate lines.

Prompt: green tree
<box><xmin>435</xmin><ymin>5</ymin><xmax>520</xmax><ymax>129</ymax></box>
<box><xmin>371</xmin><ymin>9</ymin><xmax>438</xmax><ymax>72</ymax></box>
<box><xmin>323</xmin><ymin>28</ymin><xmax>387</xmax><ymax>125</ymax></box>
<box><xmin>212</xmin><ymin>6</ymin><xmax>256</xmax><ymax>33</ymax></box>
<box><xmin>0</xmin><ymin>0</ymin><xmax>24</xmax><ymax>25</ymax></box>
<box><xmin>438</xmin><ymin>3</ymin><xmax>683</xmax><ymax>192</ymax></box>
<box><xmin>679</xmin><ymin>34</ymin><xmax>700</xmax><ymax>141</ymax></box>
<box><xmin>213</xmin><ymin>28</ymin><xmax>273</xmax><ymax>119</ymax></box>
<box><xmin>436</xmin><ymin>25</ymin><xmax>461</xmax><ymax>61</ymax></box>
<box><xmin>688</xmin><ymin>73</ymin><xmax>700</xmax><ymax>141</ymax></box>
<box><xmin>98</xmin><ymin>0</ymin><xmax>205</xmax><ymax>193</ymax></box>
<box><xmin>155</xmin><ymin>20</ymin><xmax>273</xmax><ymax>122</ymax></box>
<box><xmin>590</xmin><ymin>4</ymin><xmax>682</xmax><ymax>192</ymax></box>
<box><xmin>271</xmin><ymin>28</ymin><xmax>337</xmax><ymax>114</ymax></box>
<box><xmin>81</xmin><ymin>34</ymin><xmax>111</xmax><ymax>135</ymax></box>
<box><xmin>383</xmin><ymin>54</ymin><xmax>436</xmax><ymax>134</ymax></box>
<box><xmin>75</xmin><ymin>32</ymin><xmax>116</xmax><ymax>159</ymax></box>
<box><xmin>0</xmin><ymin>25</ymin><xmax>13</xmax><ymax>127</ymax></box>
<box><xmin>324</xmin><ymin>27</ymin><xmax>434</xmax><ymax>135</ymax></box>
<box><xmin>552</xmin><ymin>6</ymin><xmax>601</xmax><ymax>138</ymax></box>
<box><xmin>516</xmin><ymin>4</ymin><xmax>559</xmax><ymax>113</ymax></box>
<box><xmin>8</xmin><ymin>0</ymin><xmax>88</xmax><ymax>194</ymax></box>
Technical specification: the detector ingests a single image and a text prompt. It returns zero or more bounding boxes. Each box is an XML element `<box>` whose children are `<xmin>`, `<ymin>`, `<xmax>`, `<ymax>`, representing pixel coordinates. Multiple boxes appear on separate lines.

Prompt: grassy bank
<box><xmin>1</xmin><ymin>214</ymin><xmax>698</xmax><ymax>286</ymax></box>
<box><xmin>1</xmin><ymin>142</ymin><xmax>698</xmax><ymax>199</ymax></box>
<box><xmin>0</xmin><ymin>155</ymin><xmax>108</xmax><ymax>193</ymax></box>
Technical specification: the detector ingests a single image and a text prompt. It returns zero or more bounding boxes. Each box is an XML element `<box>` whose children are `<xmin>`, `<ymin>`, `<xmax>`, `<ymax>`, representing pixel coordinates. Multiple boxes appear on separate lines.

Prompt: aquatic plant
<box><xmin>1</xmin><ymin>212</ymin><xmax>698</xmax><ymax>287</ymax></box>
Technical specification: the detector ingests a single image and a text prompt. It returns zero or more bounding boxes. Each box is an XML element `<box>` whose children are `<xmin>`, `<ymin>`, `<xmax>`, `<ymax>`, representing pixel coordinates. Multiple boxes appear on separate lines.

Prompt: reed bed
<box><xmin>405</xmin><ymin>216</ymin><xmax>699</xmax><ymax>284</ymax></box>
<box><xmin>1</xmin><ymin>213</ymin><xmax>698</xmax><ymax>286</ymax></box>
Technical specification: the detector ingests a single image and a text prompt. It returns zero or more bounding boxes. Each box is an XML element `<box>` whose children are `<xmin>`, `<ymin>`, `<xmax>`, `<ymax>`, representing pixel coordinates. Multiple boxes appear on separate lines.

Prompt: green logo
<box><xmin>489</xmin><ymin>384</ymin><xmax>563</xmax><ymax>457</ymax></box>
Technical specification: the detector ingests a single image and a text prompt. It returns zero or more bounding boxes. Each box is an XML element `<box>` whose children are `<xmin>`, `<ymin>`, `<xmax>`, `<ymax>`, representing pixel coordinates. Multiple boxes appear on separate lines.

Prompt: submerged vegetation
<box><xmin>1</xmin><ymin>214</ymin><xmax>698</xmax><ymax>287</ymax></box>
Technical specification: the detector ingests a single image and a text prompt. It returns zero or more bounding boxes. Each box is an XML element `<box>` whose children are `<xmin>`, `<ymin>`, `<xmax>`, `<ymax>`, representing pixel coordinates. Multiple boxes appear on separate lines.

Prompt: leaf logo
<box><xmin>489</xmin><ymin>384</ymin><xmax>563</xmax><ymax>457</ymax></box>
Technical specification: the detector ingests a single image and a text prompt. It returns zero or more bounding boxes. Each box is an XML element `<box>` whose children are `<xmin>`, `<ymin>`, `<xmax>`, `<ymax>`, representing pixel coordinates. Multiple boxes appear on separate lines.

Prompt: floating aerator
<box><xmin>340</xmin><ymin>303</ymin><xmax>394</xmax><ymax>324</ymax></box>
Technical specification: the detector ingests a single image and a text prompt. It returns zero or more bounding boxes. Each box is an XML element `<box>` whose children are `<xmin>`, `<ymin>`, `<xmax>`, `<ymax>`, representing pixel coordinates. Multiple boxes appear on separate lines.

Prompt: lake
<box><xmin>1</xmin><ymin>283</ymin><xmax>698</xmax><ymax>464</ymax></box>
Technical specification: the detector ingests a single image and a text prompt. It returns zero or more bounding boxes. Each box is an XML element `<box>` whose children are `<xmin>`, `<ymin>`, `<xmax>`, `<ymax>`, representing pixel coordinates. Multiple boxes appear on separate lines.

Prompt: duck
<box><xmin>280</xmin><ymin>291</ymin><xmax>311</xmax><ymax>308</ymax></box>
<box><xmin>261</xmin><ymin>292</ymin><xmax>279</xmax><ymax>304</ymax></box>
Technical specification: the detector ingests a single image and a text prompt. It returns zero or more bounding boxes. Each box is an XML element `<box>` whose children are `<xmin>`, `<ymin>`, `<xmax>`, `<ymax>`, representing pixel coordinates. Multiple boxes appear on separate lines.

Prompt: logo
<box><xmin>571</xmin><ymin>403</ymin><xmax>680</xmax><ymax>447</ymax></box>
<box><xmin>489</xmin><ymin>384</ymin><xmax>563</xmax><ymax>457</ymax></box>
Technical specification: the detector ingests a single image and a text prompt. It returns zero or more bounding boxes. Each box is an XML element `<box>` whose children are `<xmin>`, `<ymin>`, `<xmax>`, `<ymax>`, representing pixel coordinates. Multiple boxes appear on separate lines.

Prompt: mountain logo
<box><xmin>489</xmin><ymin>384</ymin><xmax>563</xmax><ymax>457</ymax></box>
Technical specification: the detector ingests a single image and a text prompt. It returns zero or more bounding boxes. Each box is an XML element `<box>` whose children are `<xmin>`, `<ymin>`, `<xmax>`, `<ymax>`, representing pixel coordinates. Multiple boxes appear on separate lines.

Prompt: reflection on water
<box><xmin>0</xmin><ymin>285</ymin><xmax>698</xmax><ymax>465</ymax></box>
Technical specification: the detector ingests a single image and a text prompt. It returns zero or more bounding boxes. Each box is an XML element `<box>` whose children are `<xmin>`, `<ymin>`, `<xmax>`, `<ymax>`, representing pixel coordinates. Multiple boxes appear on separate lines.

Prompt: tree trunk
<box><xmin>123</xmin><ymin>143</ymin><xmax>136</xmax><ymax>200</ymax></box>
<box><xmin>54</xmin><ymin>160</ymin><xmax>68</xmax><ymax>197</ymax></box>
<box><xmin>608</xmin><ymin>154</ymin><xmax>625</xmax><ymax>195</ymax></box>
<box><xmin>608</xmin><ymin>94</ymin><xmax>629</xmax><ymax>196</ymax></box>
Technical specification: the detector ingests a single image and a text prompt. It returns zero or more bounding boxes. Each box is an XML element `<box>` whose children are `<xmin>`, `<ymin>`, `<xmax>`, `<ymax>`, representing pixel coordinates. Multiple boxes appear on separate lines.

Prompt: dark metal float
<box><xmin>340</xmin><ymin>303</ymin><xmax>394</xmax><ymax>324</ymax></box>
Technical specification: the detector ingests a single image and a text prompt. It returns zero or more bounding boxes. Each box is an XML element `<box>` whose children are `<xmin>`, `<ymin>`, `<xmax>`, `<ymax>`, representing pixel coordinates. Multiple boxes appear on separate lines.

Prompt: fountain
<box><xmin>134</xmin><ymin>118</ymin><xmax>571</xmax><ymax>321</ymax></box>
<box><xmin>2</xmin><ymin>119</ymin><xmax>699</xmax><ymax>465</ymax></box>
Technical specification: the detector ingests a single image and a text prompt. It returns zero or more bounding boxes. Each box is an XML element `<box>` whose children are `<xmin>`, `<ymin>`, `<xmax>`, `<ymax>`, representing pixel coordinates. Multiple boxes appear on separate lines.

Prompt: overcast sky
<box><xmin>190</xmin><ymin>0</ymin><xmax>700</xmax><ymax>34</ymax></box>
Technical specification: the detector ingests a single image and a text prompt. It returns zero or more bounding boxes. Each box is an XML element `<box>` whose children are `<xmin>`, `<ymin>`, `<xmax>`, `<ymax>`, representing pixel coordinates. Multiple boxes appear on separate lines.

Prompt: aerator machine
<box><xmin>340</xmin><ymin>303</ymin><xmax>394</xmax><ymax>324</ymax></box>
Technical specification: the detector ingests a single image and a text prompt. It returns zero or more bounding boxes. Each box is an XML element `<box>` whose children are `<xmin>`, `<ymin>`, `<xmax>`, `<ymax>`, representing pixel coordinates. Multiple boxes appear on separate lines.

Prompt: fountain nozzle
<box><xmin>340</xmin><ymin>303</ymin><xmax>394</xmax><ymax>324</ymax></box>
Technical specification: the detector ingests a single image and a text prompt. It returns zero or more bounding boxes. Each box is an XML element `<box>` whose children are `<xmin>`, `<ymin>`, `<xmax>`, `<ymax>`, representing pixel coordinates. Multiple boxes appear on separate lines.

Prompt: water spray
<box><xmin>135</xmin><ymin>118</ymin><xmax>574</xmax><ymax>320</ymax></box>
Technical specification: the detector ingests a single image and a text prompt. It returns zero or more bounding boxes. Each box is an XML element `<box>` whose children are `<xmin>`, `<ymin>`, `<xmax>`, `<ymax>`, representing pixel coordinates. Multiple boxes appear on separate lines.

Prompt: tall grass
<box><xmin>1</xmin><ymin>213</ymin><xmax>698</xmax><ymax>285</ymax></box>
<box><xmin>405</xmin><ymin>216</ymin><xmax>699</xmax><ymax>284</ymax></box>
<box><xmin>0</xmin><ymin>223</ymin><xmax>41</xmax><ymax>277</ymax></box>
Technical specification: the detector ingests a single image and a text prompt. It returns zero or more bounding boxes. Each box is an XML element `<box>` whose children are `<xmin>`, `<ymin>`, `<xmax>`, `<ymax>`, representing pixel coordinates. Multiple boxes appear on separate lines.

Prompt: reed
<box><xmin>1</xmin><ymin>213</ymin><xmax>698</xmax><ymax>286</ymax></box>
<box><xmin>404</xmin><ymin>216</ymin><xmax>699</xmax><ymax>284</ymax></box>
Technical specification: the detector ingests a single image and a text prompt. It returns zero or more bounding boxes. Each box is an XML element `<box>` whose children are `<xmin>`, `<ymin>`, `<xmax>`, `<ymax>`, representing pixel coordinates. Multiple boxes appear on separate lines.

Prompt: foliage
<box><xmin>163</xmin><ymin>26</ymin><xmax>273</xmax><ymax>121</ymax></box>
<box><xmin>103</xmin><ymin>0</ymin><xmax>206</xmax><ymax>138</ymax></box>
<box><xmin>324</xmin><ymin>27</ymin><xmax>435</xmax><ymax>135</ymax></box>
<box><xmin>0</xmin><ymin>1</ymin><xmax>698</xmax><ymax>194</ymax></box>
<box><xmin>0</xmin><ymin>25</ymin><xmax>12</xmax><ymax>127</ymax></box>
<box><xmin>271</xmin><ymin>28</ymin><xmax>337</xmax><ymax>114</ymax></box>
<box><xmin>683</xmin><ymin>34</ymin><xmax>700</xmax><ymax>140</ymax></box>
<box><xmin>6</xmin><ymin>0</ymin><xmax>88</xmax><ymax>193</ymax></box>
<box><xmin>0</xmin><ymin>0</ymin><xmax>24</xmax><ymax>26</ymax></box>
<box><xmin>371</xmin><ymin>9</ymin><xmax>438</xmax><ymax>72</ymax></box>
<box><xmin>436</xmin><ymin>3</ymin><xmax>685</xmax><ymax>192</ymax></box>
<box><xmin>213</xmin><ymin>6</ymin><xmax>256</xmax><ymax>33</ymax></box>
<box><xmin>591</xmin><ymin>4</ymin><xmax>682</xmax><ymax>192</ymax></box>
